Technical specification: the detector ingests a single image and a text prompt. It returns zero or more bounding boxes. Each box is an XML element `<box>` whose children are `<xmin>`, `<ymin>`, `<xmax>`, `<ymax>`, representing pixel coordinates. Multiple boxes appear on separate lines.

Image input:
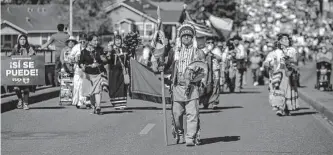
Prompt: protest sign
<box><xmin>1</xmin><ymin>55</ymin><xmax>45</xmax><ymax>86</ymax></box>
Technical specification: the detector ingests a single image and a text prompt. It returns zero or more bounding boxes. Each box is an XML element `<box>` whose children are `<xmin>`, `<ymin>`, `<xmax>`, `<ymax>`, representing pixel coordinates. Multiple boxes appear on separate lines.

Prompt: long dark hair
<box><xmin>17</xmin><ymin>34</ymin><xmax>30</xmax><ymax>51</ymax></box>
<box><xmin>275</xmin><ymin>33</ymin><xmax>293</xmax><ymax>49</ymax></box>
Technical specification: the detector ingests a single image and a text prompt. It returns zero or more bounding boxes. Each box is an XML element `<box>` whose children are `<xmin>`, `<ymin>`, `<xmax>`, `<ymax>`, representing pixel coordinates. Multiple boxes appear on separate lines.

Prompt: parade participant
<box><xmin>232</xmin><ymin>35</ymin><xmax>247</xmax><ymax>92</ymax></box>
<box><xmin>68</xmin><ymin>33</ymin><xmax>89</xmax><ymax>108</ymax></box>
<box><xmin>263</xmin><ymin>33</ymin><xmax>299</xmax><ymax>116</ymax></box>
<box><xmin>79</xmin><ymin>34</ymin><xmax>108</xmax><ymax>115</ymax></box>
<box><xmin>60</xmin><ymin>36</ymin><xmax>77</xmax><ymax>76</ymax></box>
<box><xmin>9</xmin><ymin>34</ymin><xmax>36</xmax><ymax>110</ymax></box>
<box><xmin>106</xmin><ymin>34</ymin><xmax>130</xmax><ymax>110</ymax></box>
<box><xmin>250</xmin><ymin>51</ymin><xmax>262</xmax><ymax>86</ymax></box>
<box><xmin>40</xmin><ymin>24</ymin><xmax>70</xmax><ymax>87</ymax></box>
<box><xmin>200</xmin><ymin>36</ymin><xmax>222</xmax><ymax>109</ymax></box>
<box><xmin>163</xmin><ymin>23</ymin><xmax>206</xmax><ymax>146</ymax></box>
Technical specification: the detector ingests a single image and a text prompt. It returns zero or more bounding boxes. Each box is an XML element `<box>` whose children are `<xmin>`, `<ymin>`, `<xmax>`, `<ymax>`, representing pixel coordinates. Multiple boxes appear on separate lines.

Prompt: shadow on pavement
<box><xmin>199</xmin><ymin>110</ymin><xmax>222</xmax><ymax>114</ymax></box>
<box><xmin>200</xmin><ymin>106</ymin><xmax>243</xmax><ymax>110</ymax></box>
<box><xmin>290</xmin><ymin>111</ymin><xmax>318</xmax><ymax>116</ymax></box>
<box><xmin>101</xmin><ymin>105</ymin><xmax>115</xmax><ymax>108</ymax></box>
<box><xmin>29</xmin><ymin>106</ymin><xmax>66</xmax><ymax>110</ymax></box>
<box><xmin>295</xmin><ymin>107</ymin><xmax>310</xmax><ymax>110</ymax></box>
<box><xmin>234</xmin><ymin>91</ymin><xmax>262</xmax><ymax>94</ymax></box>
<box><xmin>102</xmin><ymin>110</ymin><xmax>133</xmax><ymax>114</ymax></box>
<box><xmin>200</xmin><ymin>136</ymin><xmax>240</xmax><ymax>145</ymax></box>
<box><xmin>298</xmin><ymin>86</ymin><xmax>307</xmax><ymax>88</ymax></box>
<box><xmin>125</xmin><ymin>107</ymin><xmax>172</xmax><ymax>110</ymax></box>
<box><xmin>220</xmin><ymin>91</ymin><xmax>261</xmax><ymax>94</ymax></box>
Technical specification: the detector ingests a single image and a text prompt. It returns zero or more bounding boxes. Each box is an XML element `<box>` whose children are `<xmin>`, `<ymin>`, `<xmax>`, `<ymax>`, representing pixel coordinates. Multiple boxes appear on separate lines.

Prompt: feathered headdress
<box><xmin>174</xmin><ymin>23</ymin><xmax>198</xmax><ymax>60</ymax></box>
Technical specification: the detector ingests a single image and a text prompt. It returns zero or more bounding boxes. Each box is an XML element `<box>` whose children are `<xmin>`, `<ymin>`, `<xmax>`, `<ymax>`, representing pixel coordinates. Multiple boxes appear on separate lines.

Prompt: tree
<box><xmin>183</xmin><ymin>0</ymin><xmax>246</xmax><ymax>25</ymax></box>
<box><xmin>52</xmin><ymin>0</ymin><xmax>115</xmax><ymax>34</ymax></box>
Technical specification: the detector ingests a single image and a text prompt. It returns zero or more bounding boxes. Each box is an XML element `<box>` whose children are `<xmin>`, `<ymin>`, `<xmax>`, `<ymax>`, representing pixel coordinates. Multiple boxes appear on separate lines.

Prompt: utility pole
<box><xmin>69</xmin><ymin>0</ymin><xmax>73</xmax><ymax>36</ymax></box>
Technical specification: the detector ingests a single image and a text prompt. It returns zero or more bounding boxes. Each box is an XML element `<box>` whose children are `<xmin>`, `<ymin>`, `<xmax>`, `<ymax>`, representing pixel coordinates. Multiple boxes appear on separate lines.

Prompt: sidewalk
<box><xmin>298</xmin><ymin>62</ymin><xmax>333</xmax><ymax>122</ymax></box>
<box><xmin>1</xmin><ymin>87</ymin><xmax>60</xmax><ymax>113</ymax></box>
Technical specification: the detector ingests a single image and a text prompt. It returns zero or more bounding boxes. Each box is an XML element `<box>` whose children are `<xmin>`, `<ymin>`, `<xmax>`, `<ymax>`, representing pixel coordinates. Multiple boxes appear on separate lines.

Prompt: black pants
<box><xmin>15</xmin><ymin>87</ymin><xmax>30</xmax><ymax>104</ymax></box>
<box><xmin>54</xmin><ymin>57</ymin><xmax>62</xmax><ymax>87</ymax></box>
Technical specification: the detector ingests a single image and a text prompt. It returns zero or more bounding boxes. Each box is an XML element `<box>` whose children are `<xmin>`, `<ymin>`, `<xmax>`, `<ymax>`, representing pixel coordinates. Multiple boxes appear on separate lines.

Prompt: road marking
<box><xmin>139</xmin><ymin>123</ymin><xmax>155</xmax><ymax>135</ymax></box>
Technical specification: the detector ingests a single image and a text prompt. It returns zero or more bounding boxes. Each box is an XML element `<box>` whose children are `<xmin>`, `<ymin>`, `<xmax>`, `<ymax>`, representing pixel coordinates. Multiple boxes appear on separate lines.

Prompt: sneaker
<box><xmin>276</xmin><ymin>110</ymin><xmax>284</xmax><ymax>116</ymax></box>
<box><xmin>212</xmin><ymin>105</ymin><xmax>218</xmax><ymax>110</ymax></box>
<box><xmin>185</xmin><ymin>140</ymin><xmax>195</xmax><ymax>147</ymax></box>
<box><xmin>17</xmin><ymin>100</ymin><xmax>23</xmax><ymax>109</ymax></box>
<box><xmin>23</xmin><ymin>104</ymin><xmax>29</xmax><ymax>110</ymax></box>
<box><xmin>253</xmin><ymin>82</ymin><xmax>259</xmax><ymax>86</ymax></box>
<box><xmin>195</xmin><ymin>138</ymin><xmax>202</xmax><ymax>145</ymax></box>
<box><xmin>272</xmin><ymin>107</ymin><xmax>278</xmax><ymax>111</ymax></box>
<box><xmin>115</xmin><ymin>105</ymin><xmax>126</xmax><ymax>110</ymax></box>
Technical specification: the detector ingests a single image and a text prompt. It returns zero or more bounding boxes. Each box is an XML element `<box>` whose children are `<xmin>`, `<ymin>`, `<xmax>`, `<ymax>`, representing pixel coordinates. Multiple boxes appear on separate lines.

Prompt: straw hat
<box><xmin>66</xmin><ymin>36</ymin><xmax>78</xmax><ymax>45</ymax></box>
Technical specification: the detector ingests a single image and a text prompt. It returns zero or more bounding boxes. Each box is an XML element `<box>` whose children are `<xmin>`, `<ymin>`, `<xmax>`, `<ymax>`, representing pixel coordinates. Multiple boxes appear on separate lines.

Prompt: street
<box><xmin>2</xmin><ymin>84</ymin><xmax>333</xmax><ymax>155</ymax></box>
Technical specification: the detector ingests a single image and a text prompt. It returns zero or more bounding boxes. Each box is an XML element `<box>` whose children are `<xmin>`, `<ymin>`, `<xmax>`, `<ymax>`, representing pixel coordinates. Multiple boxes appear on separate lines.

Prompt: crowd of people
<box><xmin>6</xmin><ymin>0</ymin><xmax>333</xmax><ymax>147</ymax></box>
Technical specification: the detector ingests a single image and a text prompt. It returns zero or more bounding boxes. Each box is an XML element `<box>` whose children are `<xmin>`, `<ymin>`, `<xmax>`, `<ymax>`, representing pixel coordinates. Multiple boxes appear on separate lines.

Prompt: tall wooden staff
<box><xmin>152</xmin><ymin>6</ymin><xmax>168</xmax><ymax>146</ymax></box>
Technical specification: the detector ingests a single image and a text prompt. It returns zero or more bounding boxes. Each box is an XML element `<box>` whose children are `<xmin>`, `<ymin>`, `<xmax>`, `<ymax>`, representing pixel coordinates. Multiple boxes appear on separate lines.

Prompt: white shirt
<box><xmin>235</xmin><ymin>44</ymin><xmax>246</xmax><ymax>59</ymax></box>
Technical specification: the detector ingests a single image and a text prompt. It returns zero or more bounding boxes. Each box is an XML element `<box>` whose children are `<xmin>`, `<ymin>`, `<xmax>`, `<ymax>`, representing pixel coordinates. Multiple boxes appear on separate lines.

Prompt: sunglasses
<box><xmin>206</xmin><ymin>41</ymin><xmax>214</xmax><ymax>44</ymax></box>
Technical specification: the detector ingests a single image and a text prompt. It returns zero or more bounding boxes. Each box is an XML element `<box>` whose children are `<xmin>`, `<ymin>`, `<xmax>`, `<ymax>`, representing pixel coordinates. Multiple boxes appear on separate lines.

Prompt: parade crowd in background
<box><xmin>5</xmin><ymin>0</ymin><xmax>333</xmax><ymax>147</ymax></box>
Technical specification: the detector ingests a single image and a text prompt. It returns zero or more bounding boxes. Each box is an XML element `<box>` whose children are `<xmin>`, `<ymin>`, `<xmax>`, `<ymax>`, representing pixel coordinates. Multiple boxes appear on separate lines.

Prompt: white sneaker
<box><xmin>23</xmin><ymin>104</ymin><xmax>29</xmax><ymax>110</ymax></box>
<box><xmin>253</xmin><ymin>82</ymin><xmax>259</xmax><ymax>86</ymax></box>
<box><xmin>17</xmin><ymin>100</ymin><xmax>23</xmax><ymax>109</ymax></box>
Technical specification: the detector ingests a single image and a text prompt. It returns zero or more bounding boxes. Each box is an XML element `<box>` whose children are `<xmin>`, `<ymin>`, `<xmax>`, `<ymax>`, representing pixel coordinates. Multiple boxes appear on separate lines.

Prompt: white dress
<box><xmin>68</xmin><ymin>44</ymin><xmax>85</xmax><ymax>106</ymax></box>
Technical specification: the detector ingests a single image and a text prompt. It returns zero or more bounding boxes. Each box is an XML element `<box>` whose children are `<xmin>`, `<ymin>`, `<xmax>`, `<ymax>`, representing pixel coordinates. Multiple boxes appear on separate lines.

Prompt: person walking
<box><xmin>263</xmin><ymin>33</ymin><xmax>299</xmax><ymax>116</ymax></box>
<box><xmin>106</xmin><ymin>34</ymin><xmax>130</xmax><ymax>110</ymax></box>
<box><xmin>201</xmin><ymin>36</ymin><xmax>222</xmax><ymax>109</ymax></box>
<box><xmin>68</xmin><ymin>33</ymin><xmax>89</xmax><ymax>108</ymax></box>
<box><xmin>40</xmin><ymin>24</ymin><xmax>70</xmax><ymax>87</ymax></box>
<box><xmin>163</xmin><ymin>23</ymin><xmax>206</xmax><ymax>146</ymax></box>
<box><xmin>79</xmin><ymin>34</ymin><xmax>108</xmax><ymax>115</ymax></box>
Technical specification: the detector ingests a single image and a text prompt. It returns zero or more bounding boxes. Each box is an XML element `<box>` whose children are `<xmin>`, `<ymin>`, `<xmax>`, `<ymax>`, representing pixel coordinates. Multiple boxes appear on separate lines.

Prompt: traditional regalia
<box><xmin>163</xmin><ymin>23</ymin><xmax>206</xmax><ymax>146</ymax></box>
<box><xmin>263</xmin><ymin>33</ymin><xmax>299</xmax><ymax>116</ymax></box>
<box><xmin>107</xmin><ymin>35</ymin><xmax>130</xmax><ymax>109</ymax></box>
<box><xmin>68</xmin><ymin>42</ymin><xmax>87</xmax><ymax>107</ymax></box>
<box><xmin>200</xmin><ymin>37</ymin><xmax>222</xmax><ymax>109</ymax></box>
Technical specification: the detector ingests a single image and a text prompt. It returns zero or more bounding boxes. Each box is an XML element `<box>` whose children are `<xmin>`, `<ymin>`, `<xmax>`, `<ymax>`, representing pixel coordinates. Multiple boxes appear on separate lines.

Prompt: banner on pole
<box><xmin>1</xmin><ymin>55</ymin><xmax>45</xmax><ymax>86</ymax></box>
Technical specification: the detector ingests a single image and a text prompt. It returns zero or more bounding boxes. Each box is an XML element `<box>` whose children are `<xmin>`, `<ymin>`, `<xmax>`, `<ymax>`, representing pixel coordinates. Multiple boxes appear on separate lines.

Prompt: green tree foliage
<box><xmin>51</xmin><ymin>0</ymin><xmax>114</xmax><ymax>34</ymax></box>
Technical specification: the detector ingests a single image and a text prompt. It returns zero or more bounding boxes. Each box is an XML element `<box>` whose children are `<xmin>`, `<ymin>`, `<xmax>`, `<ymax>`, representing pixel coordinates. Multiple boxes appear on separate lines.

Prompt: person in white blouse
<box><xmin>262</xmin><ymin>33</ymin><xmax>299</xmax><ymax>116</ymax></box>
<box><xmin>232</xmin><ymin>36</ymin><xmax>247</xmax><ymax>92</ymax></box>
<box><xmin>68</xmin><ymin>33</ymin><xmax>89</xmax><ymax>108</ymax></box>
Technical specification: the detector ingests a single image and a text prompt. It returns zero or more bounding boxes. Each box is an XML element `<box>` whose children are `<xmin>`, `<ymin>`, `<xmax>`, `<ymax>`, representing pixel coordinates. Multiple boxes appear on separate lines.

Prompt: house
<box><xmin>105</xmin><ymin>0</ymin><xmax>184</xmax><ymax>43</ymax></box>
<box><xmin>1</xmin><ymin>5</ymin><xmax>82</xmax><ymax>49</ymax></box>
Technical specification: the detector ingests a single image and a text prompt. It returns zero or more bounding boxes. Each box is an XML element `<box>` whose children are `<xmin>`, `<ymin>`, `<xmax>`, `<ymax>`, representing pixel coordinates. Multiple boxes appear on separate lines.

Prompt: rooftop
<box><xmin>1</xmin><ymin>5</ymin><xmax>81</xmax><ymax>33</ymax></box>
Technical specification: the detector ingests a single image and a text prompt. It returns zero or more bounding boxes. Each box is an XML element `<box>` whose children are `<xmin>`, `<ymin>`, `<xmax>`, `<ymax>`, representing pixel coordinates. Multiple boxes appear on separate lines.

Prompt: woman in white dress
<box><xmin>263</xmin><ymin>33</ymin><xmax>299</xmax><ymax>116</ymax></box>
<box><xmin>68</xmin><ymin>33</ymin><xmax>89</xmax><ymax>108</ymax></box>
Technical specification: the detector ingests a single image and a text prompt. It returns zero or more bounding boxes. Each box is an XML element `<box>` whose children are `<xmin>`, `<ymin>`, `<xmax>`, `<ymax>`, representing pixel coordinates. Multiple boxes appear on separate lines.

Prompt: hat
<box><xmin>232</xmin><ymin>35</ymin><xmax>242</xmax><ymax>41</ymax></box>
<box><xmin>178</xmin><ymin>23</ymin><xmax>195</xmax><ymax>37</ymax></box>
<box><xmin>66</xmin><ymin>36</ymin><xmax>78</xmax><ymax>45</ymax></box>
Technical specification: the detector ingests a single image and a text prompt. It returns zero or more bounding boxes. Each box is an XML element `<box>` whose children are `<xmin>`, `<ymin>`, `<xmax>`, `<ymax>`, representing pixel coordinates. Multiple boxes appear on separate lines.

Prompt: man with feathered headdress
<box><xmin>162</xmin><ymin>22</ymin><xmax>206</xmax><ymax>146</ymax></box>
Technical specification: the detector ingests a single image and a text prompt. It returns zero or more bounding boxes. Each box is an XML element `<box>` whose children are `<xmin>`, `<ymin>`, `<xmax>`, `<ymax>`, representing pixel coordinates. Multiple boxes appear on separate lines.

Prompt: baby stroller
<box><xmin>315</xmin><ymin>61</ymin><xmax>332</xmax><ymax>91</ymax></box>
<box><xmin>59</xmin><ymin>64</ymin><xmax>74</xmax><ymax>105</ymax></box>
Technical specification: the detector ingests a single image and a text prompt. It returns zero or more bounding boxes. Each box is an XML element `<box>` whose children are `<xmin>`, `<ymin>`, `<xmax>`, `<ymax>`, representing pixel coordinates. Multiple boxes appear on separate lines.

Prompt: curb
<box><xmin>1</xmin><ymin>87</ymin><xmax>60</xmax><ymax>113</ymax></box>
<box><xmin>298</xmin><ymin>89</ymin><xmax>333</xmax><ymax>122</ymax></box>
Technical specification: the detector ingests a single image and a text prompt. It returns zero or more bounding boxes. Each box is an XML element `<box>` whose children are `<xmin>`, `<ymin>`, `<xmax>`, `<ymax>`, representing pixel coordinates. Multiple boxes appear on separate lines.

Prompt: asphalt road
<box><xmin>2</xmin><ymin>81</ymin><xmax>333</xmax><ymax>155</ymax></box>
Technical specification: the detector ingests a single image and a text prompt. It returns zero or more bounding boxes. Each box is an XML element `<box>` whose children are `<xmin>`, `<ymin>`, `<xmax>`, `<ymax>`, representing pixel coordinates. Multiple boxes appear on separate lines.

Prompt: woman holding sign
<box><xmin>9</xmin><ymin>34</ymin><xmax>36</xmax><ymax>110</ymax></box>
<box><xmin>79</xmin><ymin>34</ymin><xmax>108</xmax><ymax>115</ymax></box>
